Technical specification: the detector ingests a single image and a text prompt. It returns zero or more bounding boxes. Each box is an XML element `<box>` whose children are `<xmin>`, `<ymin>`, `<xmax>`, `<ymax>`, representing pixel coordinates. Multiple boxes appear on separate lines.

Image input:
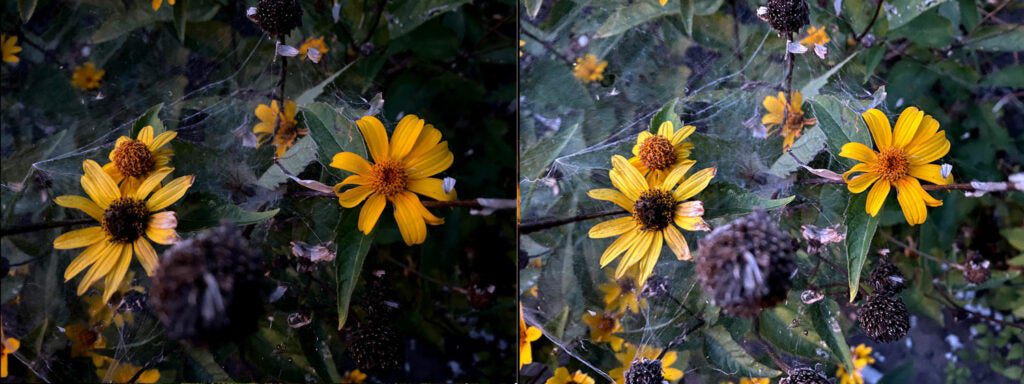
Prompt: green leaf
<box><xmin>810</xmin><ymin>95</ymin><xmax>871</xmax><ymax>167</ymax></box>
<box><xmin>694</xmin><ymin>0</ymin><xmax>724</xmax><ymax>15</ymax></box>
<box><xmin>758</xmin><ymin>307</ymin><xmax>826</xmax><ymax>360</ymax></box>
<box><xmin>186</xmin><ymin>348</ymin><xmax>233</xmax><ymax>382</ymax></box>
<box><xmin>965</xmin><ymin>25</ymin><xmax>1024</xmax><ymax>52</ymax></box>
<box><xmin>1004</xmin><ymin>228</ymin><xmax>1024</xmax><ymax>251</ymax></box>
<box><xmin>91</xmin><ymin>8</ymin><xmax>152</xmax><ymax>44</ymax></box>
<box><xmin>596</xmin><ymin>1</ymin><xmax>679</xmax><ymax>38</ymax></box>
<box><xmin>18</xmin><ymin>0</ymin><xmax>37</xmax><ymax>22</ymax></box>
<box><xmin>296</xmin><ymin>61</ymin><xmax>356</xmax><ymax>107</ymax></box>
<box><xmin>768</xmin><ymin>125</ymin><xmax>826</xmax><ymax>178</ymax></box>
<box><xmin>878</xmin><ymin>362</ymin><xmax>915</xmax><ymax>384</ymax></box>
<box><xmin>297</xmin><ymin>324</ymin><xmax>343</xmax><ymax>383</ymax></box>
<box><xmin>844</xmin><ymin>192</ymin><xmax>879</xmax><ymax>302</ymax></box>
<box><xmin>886</xmin><ymin>0</ymin><xmax>951</xmax><ymax>29</ymax></box>
<box><xmin>173</xmin><ymin>0</ymin><xmax>188</xmax><ymax>41</ymax></box>
<box><xmin>256</xmin><ymin>136</ymin><xmax>319</xmax><ymax>189</ymax></box>
<box><xmin>679</xmin><ymin>0</ymin><xmax>695</xmax><ymax>36</ymax></box>
<box><xmin>703</xmin><ymin>183</ymin><xmax>795</xmax><ymax>219</ymax></box>
<box><xmin>335</xmin><ymin>209</ymin><xmax>375</xmax><ymax>330</ymax></box>
<box><xmin>800</xmin><ymin>51</ymin><xmax>858</xmax><ymax>100</ymax></box>
<box><xmin>132</xmin><ymin>103</ymin><xmax>165</xmax><ymax>137</ymax></box>
<box><xmin>301</xmin><ymin>102</ymin><xmax>366</xmax><ymax>180</ymax></box>
<box><xmin>177</xmin><ymin>194</ymin><xmax>280</xmax><ymax>232</ymax></box>
<box><xmin>809</xmin><ymin>299</ymin><xmax>855</xmax><ymax>373</ymax></box>
<box><xmin>650</xmin><ymin>97</ymin><xmax>681</xmax><ymax>132</ymax></box>
<box><xmin>520</xmin><ymin>114</ymin><xmax>582</xmax><ymax>180</ymax></box>
<box><xmin>889</xmin><ymin>10</ymin><xmax>954</xmax><ymax>48</ymax></box>
<box><xmin>981</xmin><ymin>65</ymin><xmax>1024</xmax><ymax>88</ymax></box>
<box><xmin>388</xmin><ymin>0</ymin><xmax>471</xmax><ymax>38</ymax></box>
<box><xmin>524</xmin><ymin>0</ymin><xmax>542</xmax><ymax>19</ymax></box>
<box><xmin>704</xmin><ymin>325</ymin><xmax>782</xmax><ymax>377</ymax></box>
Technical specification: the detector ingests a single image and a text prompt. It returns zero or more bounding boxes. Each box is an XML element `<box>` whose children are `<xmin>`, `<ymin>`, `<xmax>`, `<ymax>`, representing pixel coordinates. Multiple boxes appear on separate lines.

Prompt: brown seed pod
<box><xmin>779</xmin><ymin>366</ymin><xmax>831</xmax><ymax>384</ymax></box>
<box><xmin>858</xmin><ymin>293</ymin><xmax>911</xmax><ymax>343</ymax></box>
<box><xmin>251</xmin><ymin>0</ymin><xmax>302</xmax><ymax>37</ymax></box>
<box><xmin>624</xmin><ymin>358</ymin><xmax>663</xmax><ymax>384</ymax></box>
<box><xmin>761</xmin><ymin>0</ymin><xmax>810</xmax><ymax>34</ymax></box>
<box><xmin>868</xmin><ymin>260</ymin><xmax>906</xmax><ymax>295</ymax></box>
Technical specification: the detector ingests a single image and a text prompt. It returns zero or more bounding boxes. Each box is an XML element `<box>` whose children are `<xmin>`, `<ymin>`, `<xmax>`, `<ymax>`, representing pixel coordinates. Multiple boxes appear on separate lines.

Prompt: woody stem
<box><xmin>0</xmin><ymin>218</ymin><xmax>93</xmax><ymax>237</ymax></box>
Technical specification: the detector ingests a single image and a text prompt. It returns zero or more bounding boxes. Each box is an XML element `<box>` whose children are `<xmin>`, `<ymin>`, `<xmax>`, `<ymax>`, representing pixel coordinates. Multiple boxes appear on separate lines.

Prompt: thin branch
<box><xmin>295</xmin><ymin>189</ymin><xmax>513</xmax><ymax>210</ymax></box>
<box><xmin>276</xmin><ymin>35</ymin><xmax>288</xmax><ymax>126</ymax></box>
<box><xmin>1</xmin><ymin>218</ymin><xmax>93</xmax><ymax>237</ymax></box>
<box><xmin>519</xmin><ymin>27</ymin><xmax>575</xmax><ymax>66</ymax></box>
<box><xmin>798</xmin><ymin>175</ymin><xmax>1023</xmax><ymax>192</ymax></box>
<box><xmin>929</xmin><ymin>289</ymin><xmax>1024</xmax><ymax>330</ymax></box>
<box><xmin>783</xmin><ymin>32</ymin><xmax>795</xmax><ymax>97</ymax></box>
<box><xmin>657</xmin><ymin>318</ymin><xmax>706</xmax><ymax>360</ymax></box>
<box><xmin>852</xmin><ymin>0</ymin><xmax>883</xmax><ymax>45</ymax></box>
<box><xmin>518</xmin><ymin>210</ymin><xmax>627</xmax><ymax>234</ymax></box>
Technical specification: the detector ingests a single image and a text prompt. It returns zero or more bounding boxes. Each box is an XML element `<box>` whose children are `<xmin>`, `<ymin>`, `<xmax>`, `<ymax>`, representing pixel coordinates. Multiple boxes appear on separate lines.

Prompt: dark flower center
<box><xmin>113</xmin><ymin>140</ymin><xmax>155</xmax><ymax>178</ymax></box>
<box><xmin>103</xmin><ymin>198</ymin><xmax>150</xmax><ymax>243</ymax></box>
<box><xmin>370</xmin><ymin>160</ymin><xmax>408</xmax><ymax>198</ymax></box>
<box><xmin>638</xmin><ymin>136</ymin><xmax>677</xmax><ymax>171</ymax></box>
<box><xmin>597</xmin><ymin>315</ymin><xmax>616</xmax><ymax>332</ymax></box>
<box><xmin>633</xmin><ymin>190</ymin><xmax>676</xmax><ymax>231</ymax></box>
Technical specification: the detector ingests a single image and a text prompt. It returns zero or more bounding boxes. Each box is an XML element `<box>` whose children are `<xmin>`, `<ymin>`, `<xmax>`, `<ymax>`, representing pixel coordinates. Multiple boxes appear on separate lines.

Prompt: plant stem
<box><xmin>518</xmin><ymin>210</ymin><xmax>627</xmax><ymax>234</ymax></box>
<box><xmin>753</xmin><ymin>316</ymin><xmax>792</xmax><ymax>372</ymax></box>
<box><xmin>783</xmin><ymin>32</ymin><xmax>795</xmax><ymax>98</ymax></box>
<box><xmin>799</xmin><ymin>176</ymin><xmax>1023</xmax><ymax>192</ymax></box>
<box><xmin>276</xmin><ymin>34</ymin><xmax>288</xmax><ymax>136</ymax></box>
<box><xmin>853</xmin><ymin>0</ymin><xmax>883</xmax><ymax>45</ymax></box>
<box><xmin>657</xmin><ymin>317</ymin><xmax>706</xmax><ymax>360</ymax></box>
<box><xmin>0</xmin><ymin>218</ymin><xmax>93</xmax><ymax>237</ymax></box>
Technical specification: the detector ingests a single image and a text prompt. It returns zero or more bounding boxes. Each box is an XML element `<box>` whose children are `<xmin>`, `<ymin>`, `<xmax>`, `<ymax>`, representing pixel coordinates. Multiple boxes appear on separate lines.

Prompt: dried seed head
<box><xmin>347</xmin><ymin>322</ymin><xmax>401</xmax><ymax>372</ymax></box>
<box><xmin>252</xmin><ymin>0</ymin><xmax>302</xmax><ymax>37</ymax></box>
<box><xmin>868</xmin><ymin>261</ymin><xmax>906</xmax><ymax>295</ymax></box>
<box><xmin>633</xmin><ymin>190</ymin><xmax>676</xmax><ymax>231</ymax></box>
<box><xmin>102</xmin><ymin>198</ymin><xmax>150</xmax><ymax>243</ymax></box>
<box><xmin>696</xmin><ymin>211</ymin><xmax>797</xmax><ymax>317</ymax></box>
<box><xmin>763</xmin><ymin>0</ymin><xmax>809</xmax><ymax>34</ymax></box>
<box><xmin>625</xmin><ymin>358</ymin><xmax>664</xmax><ymax>384</ymax></box>
<box><xmin>858</xmin><ymin>294</ymin><xmax>910</xmax><ymax>343</ymax></box>
<box><xmin>150</xmin><ymin>224</ymin><xmax>267</xmax><ymax>346</ymax></box>
<box><xmin>112</xmin><ymin>140</ymin><xmax>155</xmax><ymax>178</ymax></box>
<box><xmin>779</xmin><ymin>366</ymin><xmax>831</xmax><ymax>384</ymax></box>
<box><xmin>963</xmin><ymin>251</ymin><xmax>990</xmax><ymax>284</ymax></box>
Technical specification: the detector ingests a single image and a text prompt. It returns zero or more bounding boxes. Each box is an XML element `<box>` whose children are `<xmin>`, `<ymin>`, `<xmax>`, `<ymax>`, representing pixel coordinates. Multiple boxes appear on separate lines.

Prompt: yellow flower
<box><xmin>659</xmin><ymin>0</ymin><xmax>669</xmax><ymax>5</ymax></box>
<box><xmin>152</xmin><ymin>0</ymin><xmax>175</xmax><ymax>11</ymax></box>
<box><xmin>573</xmin><ymin>54</ymin><xmax>607</xmax><ymax>83</ymax></box>
<box><xmin>800</xmin><ymin>26</ymin><xmax>830</xmax><ymax>46</ymax></box>
<box><xmin>71</xmin><ymin>62</ymin><xmax>106</xmax><ymax>91</ymax></box>
<box><xmin>298</xmin><ymin>36</ymin><xmax>329</xmax><ymax>58</ymax></box>
<box><xmin>836</xmin><ymin>344</ymin><xmax>875</xmax><ymax>384</ymax></box>
<box><xmin>253</xmin><ymin>99</ymin><xmax>306</xmax><ymax>158</ymax></box>
<box><xmin>341</xmin><ymin>369</ymin><xmax>368</xmax><ymax>384</ymax></box>
<box><xmin>95</xmin><ymin>357</ymin><xmax>160</xmax><ymax>384</ymax></box>
<box><xmin>519</xmin><ymin>39</ymin><xmax>525</xmax><ymax>57</ymax></box>
<box><xmin>102</xmin><ymin>126</ymin><xmax>176</xmax><ymax>194</ymax></box>
<box><xmin>628</xmin><ymin>121</ymin><xmax>696</xmax><ymax>185</ymax></box>
<box><xmin>519</xmin><ymin>304</ymin><xmax>543</xmax><ymax>369</ymax></box>
<box><xmin>839</xmin><ymin>107</ymin><xmax>952</xmax><ymax>225</ymax></box>
<box><xmin>1</xmin><ymin>337</ymin><xmax>19</xmax><ymax>378</ymax></box>
<box><xmin>740</xmin><ymin>378</ymin><xmax>770</xmax><ymax>384</ymax></box>
<box><xmin>581</xmin><ymin>311</ymin><xmax>625</xmax><ymax>351</ymax></box>
<box><xmin>608</xmin><ymin>343</ymin><xmax>684</xmax><ymax>384</ymax></box>
<box><xmin>84</xmin><ymin>271</ymin><xmax>145</xmax><ymax>328</ymax></box>
<box><xmin>599</xmin><ymin>275</ymin><xmax>647</xmax><ymax>314</ymax></box>
<box><xmin>762</xmin><ymin>91</ymin><xmax>817</xmax><ymax>150</ymax></box>
<box><xmin>329</xmin><ymin>115</ymin><xmax>457</xmax><ymax>245</ymax></box>
<box><xmin>588</xmin><ymin>155</ymin><xmax>715</xmax><ymax>286</ymax></box>
<box><xmin>546</xmin><ymin>367</ymin><xmax>596</xmax><ymax>384</ymax></box>
<box><xmin>1</xmin><ymin>34</ymin><xmax>22</xmax><ymax>64</ymax></box>
<box><xmin>65</xmin><ymin>323</ymin><xmax>107</xmax><ymax>363</ymax></box>
<box><xmin>53</xmin><ymin>160</ymin><xmax>194</xmax><ymax>303</ymax></box>
<box><xmin>527</xmin><ymin>285</ymin><xmax>539</xmax><ymax>297</ymax></box>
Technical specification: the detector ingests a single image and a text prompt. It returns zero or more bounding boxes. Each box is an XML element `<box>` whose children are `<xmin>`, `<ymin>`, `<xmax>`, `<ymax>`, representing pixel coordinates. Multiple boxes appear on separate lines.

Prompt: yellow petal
<box><xmin>82</xmin><ymin>160</ymin><xmax>120</xmax><ymax>208</ymax></box>
<box><xmin>358</xmin><ymin>193</ymin><xmax>386</xmax><ymax>234</ymax></box>
<box><xmin>55</xmin><ymin>195</ymin><xmax>104</xmax><ymax>221</ymax></box>
<box><xmin>255</xmin><ymin>103</ymin><xmax>277</xmax><ymax>123</ymax></box>
<box><xmin>663</xmin><ymin>225</ymin><xmax>690</xmax><ymax>260</ymax></box>
<box><xmin>907</xmin><ymin>114</ymin><xmax>940</xmax><ymax>149</ymax></box>
<box><xmin>356</xmin><ymin>115</ymin><xmax>390</xmax><ymax>163</ymax></box>
<box><xmin>137</xmin><ymin>126</ymin><xmax>154</xmax><ymax>146</ymax></box>
<box><xmin>407</xmin><ymin>178</ymin><xmax>456</xmax><ymax>202</ymax></box>
<box><xmin>657</xmin><ymin>121</ymin><xmax>674</xmax><ymax>137</ymax></box>
<box><xmin>610</xmin><ymin>155</ymin><xmax>648</xmax><ymax>201</ymax></box>
<box><xmin>763</xmin><ymin>94</ymin><xmax>785</xmax><ymax>114</ymax></box>
<box><xmin>600</xmin><ymin>228</ymin><xmax>639</xmax><ymax>267</ymax></box>
<box><xmin>338</xmin><ymin>174</ymin><xmax>370</xmax><ymax>186</ymax></box>
<box><xmin>330</xmin><ymin>152</ymin><xmax>372</xmax><ymax>174</ymax></box>
<box><xmin>413</xmin><ymin>198</ymin><xmax>445</xmax><ymax>225</ymax></box>
<box><xmin>861</xmin><ymin>109</ymin><xmax>892</xmax><ymax>150</ymax></box>
<box><xmin>616</xmin><ymin>231</ymin><xmax>653</xmax><ymax>278</ymax></box>
<box><xmin>674</xmin><ymin>215</ymin><xmax>710</xmax><ymax>231</ymax></box>
<box><xmin>78</xmin><ymin>243</ymin><xmax>124</xmax><ymax>296</ymax></box>
<box><xmin>146</xmin><ymin>227</ymin><xmax>178</xmax><ymax>245</ymax></box>
<box><xmin>675</xmin><ymin>200</ymin><xmax>704</xmax><ymax>218</ymax></box>
<box><xmin>663</xmin><ymin>368</ymin><xmax>684</xmax><ymax>381</ymax></box>
<box><xmin>894</xmin><ymin>178</ymin><xmax>927</xmax><ymax>225</ymax></box>
<box><xmin>54</xmin><ymin>226</ymin><xmax>106</xmax><ymax>249</ymax></box>
<box><xmin>406</xmin><ymin>143</ymin><xmax>454</xmax><ymax>179</ymax></box>
<box><xmin>587</xmin><ymin>188</ymin><xmax>634</xmax><ymax>212</ymax></box>
<box><xmin>406</xmin><ymin>124</ymin><xmax>443</xmax><ymax>160</ymax></box>
<box><xmin>148</xmin><ymin>211</ymin><xmax>177</xmax><ymax>229</ymax></box>
<box><xmin>102</xmin><ymin>245</ymin><xmax>133</xmax><ymax>303</ymax></box>
<box><xmin>588</xmin><ymin>216</ymin><xmax>637</xmax><ymax>239</ymax></box>
<box><xmin>906</xmin><ymin>132</ymin><xmax>950</xmax><ymax>165</ymax></box>
<box><xmin>892</xmin><ymin>106</ymin><xmax>923</xmax><ymax>148</ymax></box>
<box><xmin>844</xmin><ymin>166</ymin><xmax>879</xmax><ymax>194</ymax></box>
<box><xmin>152</xmin><ymin>0</ymin><xmax>162</xmax><ymax>10</ymax></box>
<box><xmin>102</xmin><ymin>162</ymin><xmax>125</xmax><ymax>184</ymax></box>
<box><xmin>393</xmin><ymin>192</ymin><xmax>427</xmax><ymax>245</ymax></box>
<box><xmin>64</xmin><ymin>240</ymin><xmax>112</xmax><ymax>281</ymax></box>
<box><xmin>839</xmin><ymin>142</ymin><xmax>877</xmax><ymax>164</ymax></box>
<box><xmin>909</xmin><ymin>164</ymin><xmax>952</xmax><ymax>186</ymax></box>
<box><xmin>133</xmin><ymin>238</ymin><xmax>158</xmax><ymax>276</ymax></box>
<box><xmin>790</xmin><ymin>91</ymin><xmax>803</xmax><ymax>109</ymax></box>
<box><xmin>671</xmin><ymin>125</ymin><xmax>696</xmax><ymax>145</ymax></box>
<box><xmin>337</xmin><ymin>185</ymin><xmax>374</xmax><ymax>208</ymax></box>
<box><xmin>865</xmin><ymin>180</ymin><xmax>890</xmax><ymax>216</ymax></box>
<box><xmin>390</xmin><ymin>115</ymin><xmax>424</xmax><ymax>161</ymax></box>
<box><xmin>659</xmin><ymin>159</ymin><xmax>696</xmax><ymax>191</ymax></box>
<box><xmin>134</xmin><ymin>167</ymin><xmax>173</xmax><ymax>200</ymax></box>
<box><xmin>672</xmin><ymin>167</ymin><xmax>716</xmax><ymax>201</ymax></box>
<box><xmin>149</xmin><ymin>130</ymin><xmax>177</xmax><ymax>151</ymax></box>
<box><xmin>146</xmin><ymin>175</ymin><xmax>194</xmax><ymax>211</ymax></box>
<box><xmin>635</xmin><ymin>231</ymin><xmax>662</xmax><ymax>285</ymax></box>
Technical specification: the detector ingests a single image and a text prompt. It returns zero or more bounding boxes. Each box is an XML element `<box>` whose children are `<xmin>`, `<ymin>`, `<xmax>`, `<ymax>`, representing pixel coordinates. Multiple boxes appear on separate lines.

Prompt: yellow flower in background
<box><xmin>629</xmin><ymin>121</ymin><xmax>696</xmax><ymax>185</ymax></box>
<box><xmin>298</xmin><ymin>36</ymin><xmax>329</xmax><ymax>58</ymax></box>
<box><xmin>519</xmin><ymin>304</ymin><xmax>543</xmax><ymax>369</ymax></box>
<box><xmin>519</xmin><ymin>39</ymin><xmax>525</xmax><ymax>57</ymax></box>
<box><xmin>253</xmin><ymin>99</ymin><xmax>307</xmax><ymax>158</ymax></box>
<box><xmin>573</xmin><ymin>54</ymin><xmax>607</xmax><ymax>83</ymax></box>
<box><xmin>659</xmin><ymin>0</ymin><xmax>669</xmax><ymax>5</ymax></box>
<box><xmin>341</xmin><ymin>369</ymin><xmax>368</xmax><ymax>384</ymax></box>
<box><xmin>1</xmin><ymin>34</ymin><xmax>22</xmax><ymax>64</ymax></box>
<box><xmin>608</xmin><ymin>343</ymin><xmax>684</xmax><ymax>384</ymax></box>
<box><xmin>1</xmin><ymin>337</ymin><xmax>19</xmax><ymax>378</ymax></box>
<box><xmin>762</xmin><ymin>91</ymin><xmax>817</xmax><ymax>150</ymax></box>
<box><xmin>84</xmin><ymin>271</ymin><xmax>145</xmax><ymax>328</ymax></box>
<box><xmin>71</xmin><ymin>62</ymin><xmax>106</xmax><ymax>91</ymax></box>
<box><xmin>546</xmin><ymin>367</ymin><xmax>596</xmax><ymax>384</ymax></box>
<box><xmin>836</xmin><ymin>344</ymin><xmax>875</xmax><ymax>384</ymax></box>
<box><xmin>53</xmin><ymin>160</ymin><xmax>193</xmax><ymax>303</ymax></box>
<box><xmin>740</xmin><ymin>378</ymin><xmax>770</xmax><ymax>384</ymax></box>
<box><xmin>599</xmin><ymin>275</ymin><xmax>647</xmax><ymax>314</ymax></box>
<box><xmin>588</xmin><ymin>155</ymin><xmax>715</xmax><ymax>286</ymax></box>
<box><xmin>839</xmin><ymin>107</ymin><xmax>952</xmax><ymax>225</ymax></box>
<box><xmin>103</xmin><ymin>126</ymin><xmax>176</xmax><ymax>194</ymax></box>
<box><xmin>151</xmin><ymin>0</ymin><xmax>175</xmax><ymax>11</ymax></box>
<box><xmin>95</xmin><ymin>357</ymin><xmax>160</xmax><ymax>383</ymax></box>
<box><xmin>800</xmin><ymin>26</ymin><xmax>830</xmax><ymax>46</ymax></box>
<box><xmin>65</xmin><ymin>324</ymin><xmax>107</xmax><ymax>366</ymax></box>
<box><xmin>581</xmin><ymin>311</ymin><xmax>625</xmax><ymax>351</ymax></box>
<box><xmin>330</xmin><ymin>115</ymin><xmax>457</xmax><ymax>245</ymax></box>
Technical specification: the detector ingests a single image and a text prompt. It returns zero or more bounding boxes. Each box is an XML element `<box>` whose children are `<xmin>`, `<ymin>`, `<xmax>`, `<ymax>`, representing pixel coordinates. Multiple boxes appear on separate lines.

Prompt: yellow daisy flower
<box><xmin>1</xmin><ymin>34</ymin><xmax>22</xmax><ymax>64</ymax></box>
<box><xmin>761</xmin><ymin>91</ymin><xmax>817</xmax><ymax>150</ymax></box>
<box><xmin>329</xmin><ymin>115</ymin><xmax>457</xmax><ymax>245</ymax></box>
<box><xmin>95</xmin><ymin>357</ymin><xmax>160</xmax><ymax>383</ymax></box>
<box><xmin>298</xmin><ymin>36</ymin><xmax>329</xmax><ymax>58</ymax></box>
<box><xmin>659</xmin><ymin>0</ymin><xmax>669</xmax><ymax>5</ymax></box>
<box><xmin>608</xmin><ymin>343</ymin><xmax>684</xmax><ymax>384</ymax></box>
<box><xmin>71</xmin><ymin>62</ymin><xmax>106</xmax><ymax>91</ymax></box>
<box><xmin>628</xmin><ymin>121</ymin><xmax>696</xmax><ymax>184</ymax></box>
<box><xmin>519</xmin><ymin>304</ymin><xmax>543</xmax><ymax>369</ymax></box>
<box><xmin>588</xmin><ymin>155</ymin><xmax>715</xmax><ymax>286</ymax></box>
<box><xmin>152</xmin><ymin>0</ymin><xmax>175</xmax><ymax>11</ymax></box>
<box><xmin>839</xmin><ymin>107</ymin><xmax>952</xmax><ymax>225</ymax></box>
<box><xmin>581</xmin><ymin>311</ymin><xmax>626</xmax><ymax>351</ymax></box>
<box><xmin>573</xmin><ymin>54</ymin><xmax>607</xmax><ymax>83</ymax></box>
<box><xmin>1</xmin><ymin>337</ymin><xmax>18</xmax><ymax>378</ymax></box>
<box><xmin>65</xmin><ymin>323</ymin><xmax>107</xmax><ymax>367</ymax></box>
<box><xmin>599</xmin><ymin>275</ymin><xmax>647</xmax><ymax>314</ymax></box>
<box><xmin>253</xmin><ymin>99</ymin><xmax>306</xmax><ymax>158</ymax></box>
<box><xmin>546</xmin><ymin>367</ymin><xmax>596</xmax><ymax>384</ymax></box>
<box><xmin>836</xmin><ymin>343</ymin><xmax>875</xmax><ymax>384</ymax></box>
<box><xmin>102</xmin><ymin>126</ymin><xmax>176</xmax><ymax>194</ymax></box>
<box><xmin>740</xmin><ymin>378</ymin><xmax>770</xmax><ymax>384</ymax></box>
<box><xmin>341</xmin><ymin>369</ymin><xmax>368</xmax><ymax>384</ymax></box>
<box><xmin>53</xmin><ymin>160</ymin><xmax>194</xmax><ymax>303</ymax></box>
<box><xmin>800</xmin><ymin>26</ymin><xmax>830</xmax><ymax>46</ymax></box>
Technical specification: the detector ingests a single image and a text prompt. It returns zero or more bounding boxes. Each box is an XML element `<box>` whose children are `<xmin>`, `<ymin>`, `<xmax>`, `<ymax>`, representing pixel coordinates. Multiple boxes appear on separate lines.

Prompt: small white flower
<box><xmin>307</xmin><ymin>47</ymin><xmax>322</xmax><ymax>63</ymax></box>
<box><xmin>276</xmin><ymin>43</ymin><xmax>299</xmax><ymax>57</ymax></box>
<box><xmin>814</xmin><ymin>44</ymin><xmax>828</xmax><ymax>59</ymax></box>
<box><xmin>787</xmin><ymin>41</ymin><xmax>808</xmax><ymax>54</ymax></box>
<box><xmin>443</xmin><ymin>177</ymin><xmax>457</xmax><ymax>194</ymax></box>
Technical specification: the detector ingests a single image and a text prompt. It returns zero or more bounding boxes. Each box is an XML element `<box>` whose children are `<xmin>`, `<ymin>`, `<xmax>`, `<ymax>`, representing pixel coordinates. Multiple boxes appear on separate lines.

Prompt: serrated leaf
<box><xmin>596</xmin><ymin>1</ymin><xmax>679</xmax><ymax>38</ymax></box>
<box><xmin>704</xmin><ymin>325</ymin><xmax>782</xmax><ymax>377</ymax></box>
<box><xmin>301</xmin><ymin>102</ymin><xmax>365</xmax><ymax>180</ymax></box>
<box><xmin>335</xmin><ymin>210</ymin><xmax>374</xmax><ymax>330</ymax></box>
<box><xmin>810</xmin><ymin>95</ymin><xmax>871</xmax><ymax>167</ymax></box>
<box><xmin>132</xmin><ymin>103</ymin><xmax>165</xmax><ymax>137</ymax></box>
<box><xmin>256</xmin><ymin>136</ymin><xmax>318</xmax><ymax>189</ymax></box>
<box><xmin>18</xmin><ymin>0</ymin><xmax>37</xmax><ymax>22</ymax></box>
<box><xmin>809</xmin><ymin>299</ymin><xmax>855</xmax><ymax>374</ymax></box>
<box><xmin>650</xmin><ymin>97</ymin><xmax>682</xmax><ymax>133</ymax></box>
<box><xmin>844</xmin><ymin>192</ymin><xmax>878</xmax><ymax>302</ymax></box>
